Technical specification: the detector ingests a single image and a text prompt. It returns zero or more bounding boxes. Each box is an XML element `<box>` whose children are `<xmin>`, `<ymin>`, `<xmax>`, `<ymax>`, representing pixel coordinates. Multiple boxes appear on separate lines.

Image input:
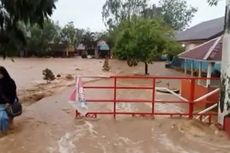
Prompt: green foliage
<box><xmin>0</xmin><ymin>0</ymin><xmax>57</xmax><ymax>55</ymax></box>
<box><xmin>141</xmin><ymin>4</ymin><xmax>162</xmax><ymax>19</ymax></box>
<box><xmin>113</xmin><ymin>17</ymin><xmax>182</xmax><ymax>74</ymax></box>
<box><xmin>0</xmin><ymin>0</ymin><xmax>56</xmax><ymax>26</ymax></box>
<box><xmin>164</xmin><ymin>39</ymin><xmax>184</xmax><ymax>56</ymax></box>
<box><xmin>81</xmin><ymin>30</ymin><xmax>96</xmax><ymax>51</ymax></box>
<box><xmin>102</xmin><ymin>0</ymin><xmax>148</xmax><ymax>29</ymax></box>
<box><xmin>42</xmin><ymin>68</ymin><xmax>55</xmax><ymax>83</ymax></box>
<box><xmin>0</xmin><ymin>22</ymin><xmax>26</xmax><ymax>57</ymax></box>
<box><xmin>75</xmin><ymin>28</ymin><xmax>85</xmax><ymax>46</ymax></box>
<box><xmin>159</xmin><ymin>0</ymin><xmax>197</xmax><ymax>30</ymax></box>
<box><xmin>207</xmin><ymin>0</ymin><xmax>219</xmax><ymax>6</ymax></box>
<box><xmin>102</xmin><ymin>0</ymin><xmax>197</xmax><ymax>31</ymax></box>
<box><xmin>26</xmin><ymin>19</ymin><xmax>61</xmax><ymax>55</ymax></box>
<box><xmin>60</xmin><ymin>22</ymin><xmax>77</xmax><ymax>46</ymax></box>
<box><xmin>25</xmin><ymin>22</ymin><xmax>103</xmax><ymax>57</ymax></box>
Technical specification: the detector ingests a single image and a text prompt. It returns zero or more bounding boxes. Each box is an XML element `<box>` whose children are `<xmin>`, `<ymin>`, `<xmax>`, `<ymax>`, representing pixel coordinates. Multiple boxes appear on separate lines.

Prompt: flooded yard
<box><xmin>0</xmin><ymin>57</ymin><xmax>229</xmax><ymax>153</ymax></box>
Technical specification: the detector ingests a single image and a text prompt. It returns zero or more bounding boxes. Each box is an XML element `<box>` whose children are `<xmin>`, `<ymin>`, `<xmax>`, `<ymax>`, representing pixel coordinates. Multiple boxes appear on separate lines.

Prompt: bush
<box><xmin>102</xmin><ymin>57</ymin><xmax>110</xmax><ymax>71</ymax></box>
<box><xmin>42</xmin><ymin>68</ymin><xmax>55</xmax><ymax>83</ymax></box>
<box><xmin>81</xmin><ymin>51</ymin><xmax>87</xmax><ymax>58</ymax></box>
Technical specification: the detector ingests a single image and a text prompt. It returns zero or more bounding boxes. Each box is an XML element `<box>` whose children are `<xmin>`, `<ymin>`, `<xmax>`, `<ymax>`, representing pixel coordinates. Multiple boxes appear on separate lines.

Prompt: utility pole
<box><xmin>218</xmin><ymin>0</ymin><xmax>230</xmax><ymax>126</ymax></box>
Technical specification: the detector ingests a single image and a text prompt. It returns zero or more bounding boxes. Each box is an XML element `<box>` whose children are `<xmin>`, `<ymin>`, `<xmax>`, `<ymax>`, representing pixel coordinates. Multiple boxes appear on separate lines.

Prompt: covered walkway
<box><xmin>179</xmin><ymin>36</ymin><xmax>222</xmax><ymax>87</ymax></box>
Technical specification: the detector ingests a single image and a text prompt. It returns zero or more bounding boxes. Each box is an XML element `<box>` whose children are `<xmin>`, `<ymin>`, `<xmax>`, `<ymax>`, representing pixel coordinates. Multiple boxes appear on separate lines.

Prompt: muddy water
<box><xmin>0</xmin><ymin>79</ymin><xmax>229</xmax><ymax>153</ymax></box>
<box><xmin>0</xmin><ymin>58</ymin><xmax>229</xmax><ymax>153</ymax></box>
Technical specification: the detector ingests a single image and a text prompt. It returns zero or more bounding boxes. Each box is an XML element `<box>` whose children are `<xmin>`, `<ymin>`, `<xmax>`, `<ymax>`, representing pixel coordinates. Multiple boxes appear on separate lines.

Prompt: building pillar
<box><xmin>219</xmin><ymin>0</ymin><xmax>230</xmax><ymax>126</ymax></box>
<box><xmin>95</xmin><ymin>48</ymin><xmax>99</xmax><ymax>58</ymax></box>
<box><xmin>198</xmin><ymin>61</ymin><xmax>202</xmax><ymax>84</ymax></box>
<box><xmin>206</xmin><ymin>62</ymin><xmax>213</xmax><ymax>87</ymax></box>
<box><xmin>191</xmin><ymin>60</ymin><xmax>194</xmax><ymax>76</ymax></box>
<box><xmin>184</xmin><ymin>59</ymin><xmax>187</xmax><ymax>75</ymax></box>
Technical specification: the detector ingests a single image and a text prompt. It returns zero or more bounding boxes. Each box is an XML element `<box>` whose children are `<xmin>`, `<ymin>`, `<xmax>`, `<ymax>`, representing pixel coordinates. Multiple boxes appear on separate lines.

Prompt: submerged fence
<box><xmin>75</xmin><ymin>75</ymin><xmax>219</xmax><ymax>124</ymax></box>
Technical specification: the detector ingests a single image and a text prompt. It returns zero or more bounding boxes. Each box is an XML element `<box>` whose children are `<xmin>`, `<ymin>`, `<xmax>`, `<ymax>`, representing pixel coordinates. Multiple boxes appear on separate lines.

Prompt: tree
<box><xmin>0</xmin><ymin>0</ymin><xmax>57</xmax><ymax>56</ymax></box>
<box><xmin>60</xmin><ymin>22</ymin><xmax>77</xmax><ymax>46</ymax></box>
<box><xmin>141</xmin><ymin>4</ymin><xmax>162</xmax><ymax>19</ymax></box>
<box><xmin>26</xmin><ymin>19</ymin><xmax>61</xmax><ymax>56</ymax></box>
<box><xmin>75</xmin><ymin>28</ymin><xmax>85</xmax><ymax>46</ymax></box>
<box><xmin>102</xmin><ymin>0</ymin><xmax>148</xmax><ymax>29</ymax></box>
<box><xmin>102</xmin><ymin>0</ymin><xmax>197</xmax><ymax>31</ymax></box>
<box><xmin>207</xmin><ymin>0</ymin><xmax>219</xmax><ymax>5</ymax></box>
<box><xmin>42</xmin><ymin>68</ymin><xmax>55</xmax><ymax>83</ymax></box>
<box><xmin>113</xmin><ymin>17</ymin><xmax>182</xmax><ymax>75</ymax></box>
<box><xmin>159</xmin><ymin>0</ymin><xmax>197</xmax><ymax>30</ymax></box>
<box><xmin>81</xmin><ymin>30</ymin><xmax>96</xmax><ymax>51</ymax></box>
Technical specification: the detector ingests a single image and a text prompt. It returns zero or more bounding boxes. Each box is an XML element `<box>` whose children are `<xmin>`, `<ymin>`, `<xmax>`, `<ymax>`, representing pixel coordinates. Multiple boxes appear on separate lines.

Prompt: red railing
<box><xmin>77</xmin><ymin>76</ymin><xmax>219</xmax><ymax>124</ymax></box>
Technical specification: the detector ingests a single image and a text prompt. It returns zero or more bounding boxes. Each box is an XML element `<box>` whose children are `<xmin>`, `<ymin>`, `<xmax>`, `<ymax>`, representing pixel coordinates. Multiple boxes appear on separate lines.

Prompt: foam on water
<box><xmin>158</xmin><ymin>133</ymin><xmax>192</xmax><ymax>153</ymax></box>
<box><xmin>58</xmin><ymin>133</ymin><xmax>76</xmax><ymax>153</ymax></box>
<box><xmin>117</xmin><ymin>103</ymin><xmax>134</xmax><ymax>112</ymax></box>
<box><xmin>56</xmin><ymin>120</ymin><xmax>98</xmax><ymax>153</ymax></box>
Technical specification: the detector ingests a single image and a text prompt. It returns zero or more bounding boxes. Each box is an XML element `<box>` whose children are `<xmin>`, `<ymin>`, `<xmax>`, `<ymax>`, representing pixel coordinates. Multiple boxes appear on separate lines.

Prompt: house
<box><xmin>76</xmin><ymin>43</ymin><xmax>86</xmax><ymax>56</ymax></box>
<box><xmin>171</xmin><ymin>17</ymin><xmax>224</xmax><ymax>73</ymax></box>
<box><xmin>176</xmin><ymin>22</ymin><xmax>223</xmax><ymax>119</ymax></box>
<box><xmin>95</xmin><ymin>40</ymin><xmax>110</xmax><ymax>58</ymax></box>
<box><xmin>76</xmin><ymin>40</ymin><xmax>110</xmax><ymax>58</ymax></box>
<box><xmin>179</xmin><ymin>36</ymin><xmax>222</xmax><ymax>84</ymax></box>
<box><xmin>176</xmin><ymin>17</ymin><xmax>224</xmax><ymax>50</ymax></box>
<box><xmin>48</xmin><ymin>43</ymin><xmax>75</xmax><ymax>57</ymax></box>
<box><xmin>176</xmin><ymin>16</ymin><xmax>230</xmax><ymax>138</ymax></box>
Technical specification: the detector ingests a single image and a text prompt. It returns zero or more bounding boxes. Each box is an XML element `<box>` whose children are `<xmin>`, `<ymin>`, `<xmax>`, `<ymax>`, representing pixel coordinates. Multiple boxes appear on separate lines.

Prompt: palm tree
<box><xmin>82</xmin><ymin>31</ymin><xmax>96</xmax><ymax>51</ymax></box>
<box><xmin>0</xmin><ymin>0</ymin><xmax>57</xmax><ymax>56</ymax></box>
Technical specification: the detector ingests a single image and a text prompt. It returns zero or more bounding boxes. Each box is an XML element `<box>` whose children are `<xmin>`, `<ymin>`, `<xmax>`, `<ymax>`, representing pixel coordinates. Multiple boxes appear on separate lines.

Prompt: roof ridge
<box><xmin>203</xmin><ymin>36</ymin><xmax>222</xmax><ymax>60</ymax></box>
<box><xmin>178</xmin><ymin>37</ymin><xmax>220</xmax><ymax>56</ymax></box>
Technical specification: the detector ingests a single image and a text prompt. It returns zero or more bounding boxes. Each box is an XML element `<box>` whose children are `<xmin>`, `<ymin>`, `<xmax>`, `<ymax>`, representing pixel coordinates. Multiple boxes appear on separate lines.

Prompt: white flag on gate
<box><xmin>68</xmin><ymin>77</ymin><xmax>88</xmax><ymax>115</ymax></box>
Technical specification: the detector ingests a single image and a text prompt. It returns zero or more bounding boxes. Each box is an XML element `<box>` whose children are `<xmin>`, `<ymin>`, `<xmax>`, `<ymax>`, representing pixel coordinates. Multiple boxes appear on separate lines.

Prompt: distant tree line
<box><xmin>0</xmin><ymin>0</ymin><xmax>220</xmax><ymax>70</ymax></box>
<box><xmin>0</xmin><ymin>18</ymin><xmax>107</xmax><ymax>57</ymax></box>
<box><xmin>0</xmin><ymin>0</ymin><xmax>107</xmax><ymax>57</ymax></box>
<box><xmin>24</xmin><ymin>21</ymin><xmax>106</xmax><ymax>57</ymax></box>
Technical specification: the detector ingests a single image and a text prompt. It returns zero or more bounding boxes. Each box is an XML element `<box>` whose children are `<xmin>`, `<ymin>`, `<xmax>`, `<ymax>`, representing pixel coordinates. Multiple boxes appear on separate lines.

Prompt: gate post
<box><xmin>113</xmin><ymin>77</ymin><xmax>117</xmax><ymax>119</ymax></box>
<box><xmin>189</xmin><ymin>78</ymin><xmax>195</xmax><ymax>119</ymax></box>
<box><xmin>152</xmin><ymin>78</ymin><xmax>156</xmax><ymax>117</ymax></box>
<box><xmin>218</xmin><ymin>0</ymin><xmax>230</xmax><ymax>126</ymax></box>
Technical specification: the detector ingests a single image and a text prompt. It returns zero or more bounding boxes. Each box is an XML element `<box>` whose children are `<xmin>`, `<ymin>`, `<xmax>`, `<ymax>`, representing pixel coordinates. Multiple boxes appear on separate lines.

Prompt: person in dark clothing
<box><xmin>0</xmin><ymin>66</ymin><xmax>17</xmax><ymax>131</ymax></box>
<box><xmin>0</xmin><ymin>66</ymin><xmax>17</xmax><ymax>105</ymax></box>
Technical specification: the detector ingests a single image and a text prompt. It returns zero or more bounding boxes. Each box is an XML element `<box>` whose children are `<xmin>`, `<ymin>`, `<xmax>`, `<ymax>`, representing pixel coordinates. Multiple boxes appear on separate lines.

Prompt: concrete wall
<box><xmin>181</xmin><ymin>79</ymin><xmax>219</xmax><ymax>109</ymax></box>
<box><xmin>224</xmin><ymin>117</ymin><xmax>230</xmax><ymax>138</ymax></box>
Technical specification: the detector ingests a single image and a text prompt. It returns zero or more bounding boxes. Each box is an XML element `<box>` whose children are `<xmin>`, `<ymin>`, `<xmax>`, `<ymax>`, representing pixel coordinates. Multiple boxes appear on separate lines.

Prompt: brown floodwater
<box><xmin>0</xmin><ymin>58</ymin><xmax>229</xmax><ymax>153</ymax></box>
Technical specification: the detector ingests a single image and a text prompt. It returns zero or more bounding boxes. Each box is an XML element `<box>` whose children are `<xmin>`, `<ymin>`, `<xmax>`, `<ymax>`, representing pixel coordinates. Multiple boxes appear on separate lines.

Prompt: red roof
<box><xmin>179</xmin><ymin>37</ymin><xmax>222</xmax><ymax>61</ymax></box>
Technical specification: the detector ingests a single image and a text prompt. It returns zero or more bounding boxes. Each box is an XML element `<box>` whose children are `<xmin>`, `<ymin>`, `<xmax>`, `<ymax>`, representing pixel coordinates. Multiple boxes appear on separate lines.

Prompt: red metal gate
<box><xmin>76</xmin><ymin>76</ymin><xmax>219</xmax><ymax>124</ymax></box>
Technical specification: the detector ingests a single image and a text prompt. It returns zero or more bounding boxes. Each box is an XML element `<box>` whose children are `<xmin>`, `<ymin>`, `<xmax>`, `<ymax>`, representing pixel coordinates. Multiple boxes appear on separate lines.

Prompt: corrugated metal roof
<box><xmin>97</xmin><ymin>40</ymin><xmax>110</xmax><ymax>50</ymax></box>
<box><xmin>176</xmin><ymin>17</ymin><xmax>224</xmax><ymax>41</ymax></box>
<box><xmin>99</xmin><ymin>43</ymin><xmax>110</xmax><ymax>50</ymax></box>
<box><xmin>179</xmin><ymin>37</ymin><xmax>222</xmax><ymax>61</ymax></box>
